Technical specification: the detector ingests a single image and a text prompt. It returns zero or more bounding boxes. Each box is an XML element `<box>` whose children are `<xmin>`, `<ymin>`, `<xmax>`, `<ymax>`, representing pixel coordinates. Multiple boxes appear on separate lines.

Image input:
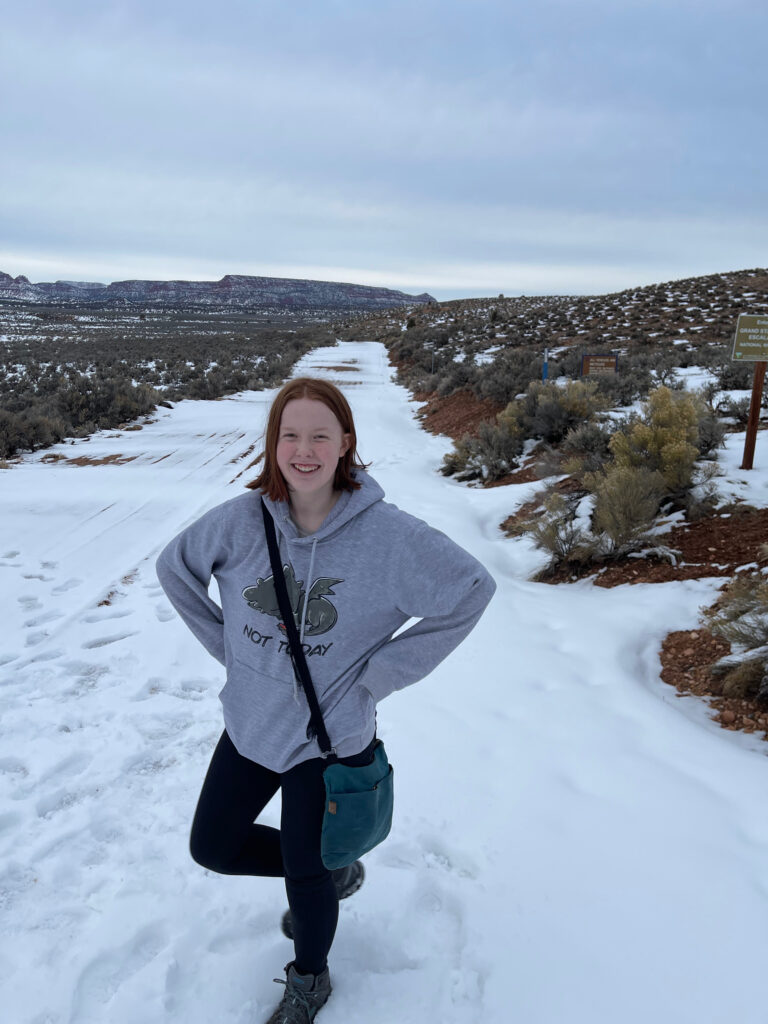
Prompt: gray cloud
<box><xmin>2</xmin><ymin>0</ymin><xmax>766</xmax><ymax>298</ymax></box>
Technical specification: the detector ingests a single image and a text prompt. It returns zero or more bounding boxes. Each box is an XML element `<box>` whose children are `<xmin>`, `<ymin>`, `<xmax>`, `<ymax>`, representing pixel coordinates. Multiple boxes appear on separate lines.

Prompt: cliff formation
<box><xmin>0</xmin><ymin>271</ymin><xmax>434</xmax><ymax>311</ymax></box>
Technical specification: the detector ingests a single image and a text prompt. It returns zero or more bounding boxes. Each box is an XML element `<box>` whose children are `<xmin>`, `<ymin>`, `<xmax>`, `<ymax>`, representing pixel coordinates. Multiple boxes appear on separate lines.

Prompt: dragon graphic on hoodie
<box><xmin>242</xmin><ymin>566</ymin><xmax>343</xmax><ymax>637</ymax></box>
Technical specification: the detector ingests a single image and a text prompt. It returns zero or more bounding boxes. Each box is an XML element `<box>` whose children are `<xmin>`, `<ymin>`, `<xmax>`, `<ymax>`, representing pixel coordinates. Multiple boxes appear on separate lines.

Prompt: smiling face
<box><xmin>275</xmin><ymin>397</ymin><xmax>351</xmax><ymax>507</ymax></box>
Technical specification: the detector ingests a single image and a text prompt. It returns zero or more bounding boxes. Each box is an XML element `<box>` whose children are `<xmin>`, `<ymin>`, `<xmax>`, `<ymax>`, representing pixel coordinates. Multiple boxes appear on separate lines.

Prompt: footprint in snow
<box><xmin>81</xmin><ymin>632</ymin><xmax>138</xmax><ymax>649</ymax></box>
<box><xmin>131</xmin><ymin>676</ymin><xmax>168</xmax><ymax>700</ymax></box>
<box><xmin>0</xmin><ymin>862</ymin><xmax>38</xmax><ymax>911</ymax></box>
<box><xmin>2</xmin><ymin>550</ymin><xmax>21</xmax><ymax>558</ymax></box>
<box><xmin>23</xmin><ymin>610</ymin><xmax>65</xmax><ymax>628</ymax></box>
<box><xmin>22</xmin><ymin>573</ymin><xmax>53</xmax><ymax>582</ymax></box>
<box><xmin>0</xmin><ymin>757</ymin><xmax>29</xmax><ymax>778</ymax></box>
<box><xmin>0</xmin><ymin>810</ymin><xmax>23</xmax><ymax>836</ymax></box>
<box><xmin>18</xmin><ymin>595</ymin><xmax>42</xmax><ymax>611</ymax></box>
<box><xmin>379</xmin><ymin>833</ymin><xmax>480</xmax><ymax>879</ymax></box>
<box><xmin>176</xmin><ymin>678</ymin><xmax>208</xmax><ymax>698</ymax></box>
<box><xmin>51</xmin><ymin>578</ymin><xmax>82</xmax><ymax>594</ymax></box>
<box><xmin>24</xmin><ymin>630</ymin><xmax>50</xmax><ymax>648</ymax></box>
<box><xmin>37</xmin><ymin>752</ymin><xmax>93</xmax><ymax>787</ymax></box>
<box><xmin>155</xmin><ymin>604</ymin><xmax>175</xmax><ymax>622</ymax></box>
<box><xmin>403</xmin><ymin>877</ymin><xmax>490</xmax><ymax>1011</ymax></box>
<box><xmin>120</xmin><ymin>750</ymin><xmax>178</xmax><ymax>776</ymax></box>
<box><xmin>130</xmin><ymin>712</ymin><xmax>195</xmax><ymax>745</ymax></box>
<box><xmin>69</xmin><ymin>922</ymin><xmax>170</xmax><ymax>1021</ymax></box>
<box><xmin>28</xmin><ymin>648</ymin><xmax>64</xmax><ymax>662</ymax></box>
<box><xmin>35</xmin><ymin>788</ymin><xmax>87</xmax><ymax>819</ymax></box>
<box><xmin>206</xmin><ymin>916</ymin><xmax>272</xmax><ymax>955</ymax></box>
<box><xmin>131</xmin><ymin>677</ymin><xmax>207</xmax><ymax>702</ymax></box>
<box><xmin>82</xmin><ymin>609</ymin><xmax>133</xmax><ymax>623</ymax></box>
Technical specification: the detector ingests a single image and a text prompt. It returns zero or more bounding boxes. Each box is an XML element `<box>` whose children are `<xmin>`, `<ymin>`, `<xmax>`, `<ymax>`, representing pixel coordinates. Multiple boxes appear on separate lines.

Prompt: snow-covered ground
<box><xmin>2</xmin><ymin>342</ymin><xmax>768</xmax><ymax>1024</ymax></box>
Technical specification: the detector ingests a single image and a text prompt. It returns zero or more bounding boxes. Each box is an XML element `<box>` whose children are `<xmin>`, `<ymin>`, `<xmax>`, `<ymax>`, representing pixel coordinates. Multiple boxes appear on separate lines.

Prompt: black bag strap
<box><xmin>260</xmin><ymin>499</ymin><xmax>336</xmax><ymax>759</ymax></box>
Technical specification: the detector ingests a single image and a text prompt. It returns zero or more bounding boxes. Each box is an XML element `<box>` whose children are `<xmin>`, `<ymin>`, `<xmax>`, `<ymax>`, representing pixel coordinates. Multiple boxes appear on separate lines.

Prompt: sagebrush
<box><xmin>704</xmin><ymin>574</ymin><xmax>768</xmax><ymax>703</ymax></box>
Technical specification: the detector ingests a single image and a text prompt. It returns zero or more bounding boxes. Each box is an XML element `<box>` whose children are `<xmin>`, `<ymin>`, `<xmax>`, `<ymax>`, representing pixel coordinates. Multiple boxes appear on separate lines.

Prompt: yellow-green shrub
<box><xmin>609</xmin><ymin>386</ymin><xmax>701</xmax><ymax>494</ymax></box>
<box><xmin>588</xmin><ymin>465</ymin><xmax>666</xmax><ymax>550</ymax></box>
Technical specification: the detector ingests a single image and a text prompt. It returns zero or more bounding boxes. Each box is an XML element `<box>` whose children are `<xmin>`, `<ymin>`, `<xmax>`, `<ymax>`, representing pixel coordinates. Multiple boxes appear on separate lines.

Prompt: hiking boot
<box><xmin>281</xmin><ymin>861</ymin><xmax>365</xmax><ymax>939</ymax></box>
<box><xmin>265</xmin><ymin>962</ymin><xmax>332</xmax><ymax>1024</ymax></box>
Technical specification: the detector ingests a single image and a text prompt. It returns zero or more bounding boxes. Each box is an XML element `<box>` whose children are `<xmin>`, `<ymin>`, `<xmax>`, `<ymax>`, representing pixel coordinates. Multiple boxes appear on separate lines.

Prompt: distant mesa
<box><xmin>0</xmin><ymin>271</ymin><xmax>434</xmax><ymax>311</ymax></box>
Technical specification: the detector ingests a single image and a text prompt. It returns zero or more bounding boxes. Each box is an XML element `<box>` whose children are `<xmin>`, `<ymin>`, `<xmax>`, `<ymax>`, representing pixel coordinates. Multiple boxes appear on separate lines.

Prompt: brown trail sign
<box><xmin>732</xmin><ymin>314</ymin><xmax>768</xmax><ymax>470</ymax></box>
<box><xmin>581</xmin><ymin>353</ymin><xmax>618</xmax><ymax>376</ymax></box>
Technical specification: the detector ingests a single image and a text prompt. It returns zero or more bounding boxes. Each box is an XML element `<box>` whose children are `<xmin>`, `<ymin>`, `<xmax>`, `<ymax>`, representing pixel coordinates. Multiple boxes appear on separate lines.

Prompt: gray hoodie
<box><xmin>156</xmin><ymin>470</ymin><xmax>496</xmax><ymax>772</ymax></box>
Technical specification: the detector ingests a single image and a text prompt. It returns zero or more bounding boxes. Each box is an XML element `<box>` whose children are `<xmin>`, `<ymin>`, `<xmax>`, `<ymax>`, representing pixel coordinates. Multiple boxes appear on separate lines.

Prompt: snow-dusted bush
<box><xmin>473</xmin><ymin>349</ymin><xmax>543</xmax><ymax>405</ymax></box>
<box><xmin>704</xmin><ymin>574</ymin><xmax>768</xmax><ymax>703</ymax></box>
<box><xmin>714</xmin><ymin>359</ymin><xmax>754</xmax><ymax>391</ymax></box>
<box><xmin>435</xmin><ymin>360</ymin><xmax>479</xmax><ymax>398</ymax></box>
<box><xmin>56</xmin><ymin>376</ymin><xmax>158</xmax><ymax>430</ymax></box>
<box><xmin>587</xmin><ymin>466</ymin><xmax>667</xmax><ymax>552</ymax></box>
<box><xmin>522</xmin><ymin>492</ymin><xmax>594</xmax><ymax>570</ymax></box>
<box><xmin>440</xmin><ymin>419</ymin><xmax>524</xmax><ymax>483</ymax></box>
<box><xmin>500</xmin><ymin>379</ymin><xmax>609</xmax><ymax>445</ymax></box>
<box><xmin>0</xmin><ymin>410</ymin><xmax>68</xmax><ymax>457</ymax></box>
<box><xmin>695</xmin><ymin>402</ymin><xmax>727</xmax><ymax>456</ymax></box>
<box><xmin>718</xmin><ymin>396</ymin><xmax>752</xmax><ymax>427</ymax></box>
<box><xmin>592</xmin><ymin>363</ymin><xmax>653</xmax><ymax>406</ymax></box>
<box><xmin>442</xmin><ymin>378</ymin><xmax>607</xmax><ymax>482</ymax></box>
<box><xmin>521</xmin><ymin>465</ymin><xmax>670</xmax><ymax>574</ymax></box>
<box><xmin>561</xmin><ymin>420</ymin><xmax>613</xmax><ymax>473</ymax></box>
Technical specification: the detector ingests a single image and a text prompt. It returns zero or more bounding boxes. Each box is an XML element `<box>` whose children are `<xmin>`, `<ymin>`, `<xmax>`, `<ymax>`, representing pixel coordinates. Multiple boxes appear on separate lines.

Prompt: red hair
<box><xmin>247</xmin><ymin>377</ymin><xmax>368</xmax><ymax>501</ymax></box>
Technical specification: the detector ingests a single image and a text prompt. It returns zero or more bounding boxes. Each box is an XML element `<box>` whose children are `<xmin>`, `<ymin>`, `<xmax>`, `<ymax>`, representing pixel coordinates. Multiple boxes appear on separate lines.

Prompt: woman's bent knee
<box><xmin>189</xmin><ymin>830</ymin><xmax>233</xmax><ymax>874</ymax></box>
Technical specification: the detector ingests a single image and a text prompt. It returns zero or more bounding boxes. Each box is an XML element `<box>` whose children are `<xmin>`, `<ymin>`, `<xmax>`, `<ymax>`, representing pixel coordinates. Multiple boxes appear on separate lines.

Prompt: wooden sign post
<box><xmin>732</xmin><ymin>314</ymin><xmax>768</xmax><ymax>470</ymax></box>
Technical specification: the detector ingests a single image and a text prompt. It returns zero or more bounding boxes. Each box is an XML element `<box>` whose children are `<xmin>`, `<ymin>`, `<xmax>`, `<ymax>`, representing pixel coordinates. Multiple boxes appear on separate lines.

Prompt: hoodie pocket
<box><xmin>220</xmin><ymin>657</ymin><xmax>298</xmax><ymax>721</ymax></box>
<box><xmin>358</xmin><ymin>682</ymin><xmax>374</xmax><ymax>718</ymax></box>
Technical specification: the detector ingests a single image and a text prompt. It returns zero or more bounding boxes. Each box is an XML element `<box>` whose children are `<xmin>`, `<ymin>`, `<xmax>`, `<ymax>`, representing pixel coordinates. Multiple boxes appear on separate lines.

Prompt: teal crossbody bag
<box><xmin>261</xmin><ymin>500</ymin><xmax>394</xmax><ymax>869</ymax></box>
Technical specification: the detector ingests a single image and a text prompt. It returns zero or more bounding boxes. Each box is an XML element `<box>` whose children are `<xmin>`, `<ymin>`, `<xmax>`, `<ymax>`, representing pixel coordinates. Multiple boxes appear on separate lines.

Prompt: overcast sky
<box><xmin>2</xmin><ymin>0</ymin><xmax>766</xmax><ymax>300</ymax></box>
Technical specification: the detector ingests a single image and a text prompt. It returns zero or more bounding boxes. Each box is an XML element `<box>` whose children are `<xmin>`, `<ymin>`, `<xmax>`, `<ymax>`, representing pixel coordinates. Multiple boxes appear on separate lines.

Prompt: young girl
<box><xmin>156</xmin><ymin>377</ymin><xmax>496</xmax><ymax>1023</ymax></box>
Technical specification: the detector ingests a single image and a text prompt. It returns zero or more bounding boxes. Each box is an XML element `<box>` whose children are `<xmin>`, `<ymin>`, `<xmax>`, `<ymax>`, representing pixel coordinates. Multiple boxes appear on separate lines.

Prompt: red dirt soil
<box><xmin>662</xmin><ymin>629</ymin><xmax>768</xmax><ymax>742</ymax></box>
<box><xmin>410</xmin><ymin>381</ymin><xmax>768</xmax><ymax>747</ymax></box>
<box><xmin>413</xmin><ymin>389</ymin><xmax>504</xmax><ymax>440</ymax></box>
<box><xmin>549</xmin><ymin>507</ymin><xmax>768</xmax><ymax>588</ymax></box>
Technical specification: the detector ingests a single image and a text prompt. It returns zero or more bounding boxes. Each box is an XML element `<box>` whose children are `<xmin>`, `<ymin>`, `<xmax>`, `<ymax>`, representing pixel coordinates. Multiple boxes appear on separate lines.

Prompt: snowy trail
<box><xmin>2</xmin><ymin>342</ymin><xmax>768</xmax><ymax>1024</ymax></box>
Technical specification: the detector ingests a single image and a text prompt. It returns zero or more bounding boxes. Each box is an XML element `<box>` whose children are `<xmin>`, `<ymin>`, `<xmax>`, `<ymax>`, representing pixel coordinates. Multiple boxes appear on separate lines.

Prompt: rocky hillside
<box><xmin>341</xmin><ymin>268</ymin><xmax>768</xmax><ymax>354</ymax></box>
<box><xmin>332</xmin><ymin>267</ymin><xmax>768</xmax><ymax>427</ymax></box>
<box><xmin>0</xmin><ymin>271</ymin><xmax>434</xmax><ymax>312</ymax></box>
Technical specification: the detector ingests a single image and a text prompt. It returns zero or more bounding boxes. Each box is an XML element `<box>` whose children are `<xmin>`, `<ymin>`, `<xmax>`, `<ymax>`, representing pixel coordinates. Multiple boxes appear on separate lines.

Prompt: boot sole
<box><xmin>337</xmin><ymin>862</ymin><xmax>365</xmax><ymax>901</ymax></box>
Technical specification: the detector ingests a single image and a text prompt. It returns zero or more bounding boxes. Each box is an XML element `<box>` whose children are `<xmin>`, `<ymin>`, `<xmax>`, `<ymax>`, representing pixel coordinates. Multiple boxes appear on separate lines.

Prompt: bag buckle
<box><xmin>320</xmin><ymin>747</ymin><xmax>337</xmax><ymax>760</ymax></box>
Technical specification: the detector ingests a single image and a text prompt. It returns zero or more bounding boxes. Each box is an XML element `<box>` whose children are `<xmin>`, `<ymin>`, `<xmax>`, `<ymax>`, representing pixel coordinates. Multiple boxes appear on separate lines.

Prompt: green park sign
<box><xmin>732</xmin><ymin>314</ymin><xmax>768</xmax><ymax>361</ymax></box>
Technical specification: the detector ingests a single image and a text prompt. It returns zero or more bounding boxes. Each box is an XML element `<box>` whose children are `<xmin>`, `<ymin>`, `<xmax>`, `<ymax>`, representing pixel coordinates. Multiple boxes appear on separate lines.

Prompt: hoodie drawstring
<box><xmin>287</xmin><ymin>534</ymin><xmax>317</xmax><ymax>705</ymax></box>
<box><xmin>300</xmin><ymin>537</ymin><xmax>318</xmax><ymax>645</ymax></box>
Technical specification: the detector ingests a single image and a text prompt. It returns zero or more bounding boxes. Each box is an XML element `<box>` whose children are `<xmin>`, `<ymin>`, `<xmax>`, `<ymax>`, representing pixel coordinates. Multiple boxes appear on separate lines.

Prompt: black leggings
<box><xmin>189</xmin><ymin>730</ymin><xmax>376</xmax><ymax>975</ymax></box>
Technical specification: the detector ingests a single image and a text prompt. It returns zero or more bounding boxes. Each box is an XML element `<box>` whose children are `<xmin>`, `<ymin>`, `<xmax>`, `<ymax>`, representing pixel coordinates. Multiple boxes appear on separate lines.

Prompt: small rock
<box><xmin>721</xmin><ymin>710</ymin><xmax>736</xmax><ymax>724</ymax></box>
<box><xmin>683</xmin><ymin>647</ymin><xmax>695</xmax><ymax>657</ymax></box>
<box><xmin>689</xmin><ymin>632</ymin><xmax>699</xmax><ymax>639</ymax></box>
